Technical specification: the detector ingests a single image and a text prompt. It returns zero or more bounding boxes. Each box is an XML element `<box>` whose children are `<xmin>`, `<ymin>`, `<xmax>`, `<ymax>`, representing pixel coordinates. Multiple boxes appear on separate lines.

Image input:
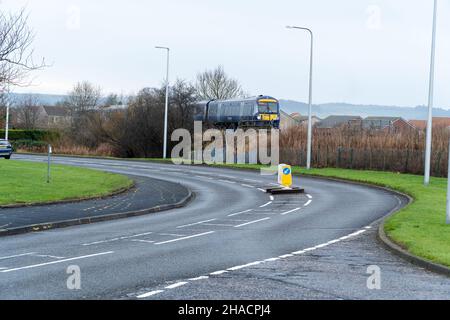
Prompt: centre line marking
<box><xmin>269</xmin><ymin>195</ymin><xmax>274</xmax><ymax>201</ymax></box>
<box><xmin>281</xmin><ymin>207</ymin><xmax>301</xmax><ymax>215</ymax></box>
<box><xmin>176</xmin><ymin>219</ymin><xmax>216</xmax><ymax>229</ymax></box>
<box><xmin>259</xmin><ymin>201</ymin><xmax>272</xmax><ymax>208</ymax></box>
<box><xmin>165</xmin><ymin>281</ymin><xmax>188</xmax><ymax>289</ymax></box>
<box><xmin>0</xmin><ymin>252</ymin><xmax>36</xmax><ymax>260</ymax></box>
<box><xmin>154</xmin><ymin>231</ymin><xmax>214</xmax><ymax>245</ymax></box>
<box><xmin>218</xmin><ymin>179</ymin><xmax>236</xmax><ymax>184</ymax></box>
<box><xmin>306</xmin><ymin>194</ymin><xmax>312</xmax><ymax>199</ymax></box>
<box><xmin>240</xmin><ymin>184</ymin><xmax>254</xmax><ymax>188</ymax></box>
<box><xmin>228</xmin><ymin>209</ymin><xmax>253</xmax><ymax>217</ymax></box>
<box><xmin>137</xmin><ymin>290</ymin><xmax>164</xmax><ymax>298</ymax></box>
<box><xmin>304</xmin><ymin>200</ymin><xmax>312</xmax><ymax>207</ymax></box>
<box><xmin>0</xmin><ymin>251</ymin><xmax>114</xmax><ymax>273</ymax></box>
<box><xmin>234</xmin><ymin>217</ymin><xmax>270</xmax><ymax>228</ymax></box>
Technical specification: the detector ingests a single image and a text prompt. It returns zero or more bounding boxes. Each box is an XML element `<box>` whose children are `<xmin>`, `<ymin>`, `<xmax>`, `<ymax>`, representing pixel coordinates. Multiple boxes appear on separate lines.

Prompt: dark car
<box><xmin>0</xmin><ymin>139</ymin><xmax>12</xmax><ymax>159</ymax></box>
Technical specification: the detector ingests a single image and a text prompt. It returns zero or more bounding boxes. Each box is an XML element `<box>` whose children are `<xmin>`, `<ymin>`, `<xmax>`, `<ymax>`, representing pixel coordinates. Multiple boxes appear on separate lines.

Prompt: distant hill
<box><xmin>279</xmin><ymin>100</ymin><xmax>450</xmax><ymax>120</ymax></box>
<box><xmin>9</xmin><ymin>93</ymin><xmax>66</xmax><ymax>106</ymax></box>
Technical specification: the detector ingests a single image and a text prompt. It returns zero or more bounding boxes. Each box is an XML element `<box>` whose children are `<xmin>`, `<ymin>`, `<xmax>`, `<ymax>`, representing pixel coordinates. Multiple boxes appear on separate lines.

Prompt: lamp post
<box><xmin>5</xmin><ymin>103</ymin><xmax>9</xmax><ymax>141</ymax></box>
<box><xmin>286</xmin><ymin>26</ymin><xmax>314</xmax><ymax>169</ymax></box>
<box><xmin>155</xmin><ymin>46</ymin><xmax>170</xmax><ymax>159</ymax></box>
<box><xmin>424</xmin><ymin>0</ymin><xmax>438</xmax><ymax>185</ymax></box>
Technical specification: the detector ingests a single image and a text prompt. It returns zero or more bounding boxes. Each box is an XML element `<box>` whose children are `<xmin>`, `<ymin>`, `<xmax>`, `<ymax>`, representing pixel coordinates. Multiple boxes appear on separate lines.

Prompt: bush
<box><xmin>0</xmin><ymin>129</ymin><xmax>59</xmax><ymax>141</ymax></box>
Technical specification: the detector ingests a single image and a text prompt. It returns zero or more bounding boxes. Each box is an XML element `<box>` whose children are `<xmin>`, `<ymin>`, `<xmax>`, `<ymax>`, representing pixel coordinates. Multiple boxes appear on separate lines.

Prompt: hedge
<box><xmin>0</xmin><ymin>129</ymin><xmax>59</xmax><ymax>141</ymax></box>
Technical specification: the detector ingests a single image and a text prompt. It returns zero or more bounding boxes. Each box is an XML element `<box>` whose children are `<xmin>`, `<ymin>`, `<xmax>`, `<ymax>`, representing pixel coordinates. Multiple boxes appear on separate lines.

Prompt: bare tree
<box><xmin>0</xmin><ymin>8</ymin><xmax>46</xmax><ymax>90</ymax></box>
<box><xmin>15</xmin><ymin>94</ymin><xmax>42</xmax><ymax>129</ymax></box>
<box><xmin>195</xmin><ymin>65</ymin><xmax>247</xmax><ymax>100</ymax></box>
<box><xmin>65</xmin><ymin>81</ymin><xmax>102</xmax><ymax>112</ymax></box>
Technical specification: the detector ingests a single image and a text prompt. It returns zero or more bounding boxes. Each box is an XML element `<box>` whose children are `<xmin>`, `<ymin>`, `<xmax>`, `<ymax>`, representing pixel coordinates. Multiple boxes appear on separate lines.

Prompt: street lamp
<box><xmin>286</xmin><ymin>25</ymin><xmax>314</xmax><ymax>170</ymax></box>
<box><xmin>5</xmin><ymin>102</ymin><xmax>9</xmax><ymax>141</ymax></box>
<box><xmin>155</xmin><ymin>46</ymin><xmax>170</xmax><ymax>159</ymax></box>
<box><xmin>424</xmin><ymin>0</ymin><xmax>438</xmax><ymax>185</ymax></box>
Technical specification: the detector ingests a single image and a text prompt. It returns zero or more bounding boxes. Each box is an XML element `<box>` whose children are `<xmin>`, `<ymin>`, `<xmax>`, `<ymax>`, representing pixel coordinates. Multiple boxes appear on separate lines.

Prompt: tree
<box><xmin>195</xmin><ymin>65</ymin><xmax>247</xmax><ymax>100</ymax></box>
<box><xmin>65</xmin><ymin>81</ymin><xmax>102</xmax><ymax>112</ymax></box>
<box><xmin>0</xmin><ymin>8</ymin><xmax>46</xmax><ymax>90</ymax></box>
<box><xmin>15</xmin><ymin>94</ymin><xmax>42</xmax><ymax>129</ymax></box>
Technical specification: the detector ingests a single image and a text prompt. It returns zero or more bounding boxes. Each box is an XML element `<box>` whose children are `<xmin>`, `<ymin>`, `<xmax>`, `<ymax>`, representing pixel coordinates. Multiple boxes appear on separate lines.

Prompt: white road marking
<box><xmin>280</xmin><ymin>207</ymin><xmax>301</xmax><ymax>215</ymax></box>
<box><xmin>210</xmin><ymin>270</ymin><xmax>228</xmax><ymax>275</ymax></box>
<box><xmin>165</xmin><ymin>282</ymin><xmax>188</xmax><ymax>289</ymax></box>
<box><xmin>306</xmin><ymin>194</ymin><xmax>312</xmax><ymax>199</ymax></box>
<box><xmin>82</xmin><ymin>232</ymin><xmax>154</xmax><ymax>246</ymax></box>
<box><xmin>0</xmin><ymin>251</ymin><xmax>114</xmax><ymax>273</ymax></box>
<box><xmin>203</xmin><ymin>223</ymin><xmax>235</xmax><ymax>227</ymax></box>
<box><xmin>157</xmin><ymin>233</ymin><xmax>186</xmax><ymax>237</ymax></box>
<box><xmin>0</xmin><ymin>252</ymin><xmax>36</xmax><ymax>260</ymax></box>
<box><xmin>279</xmin><ymin>254</ymin><xmax>294</xmax><ymax>258</ymax></box>
<box><xmin>269</xmin><ymin>195</ymin><xmax>274</xmax><ymax>201</ymax></box>
<box><xmin>259</xmin><ymin>201</ymin><xmax>272</xmax><ymax>208</ymax></box>
<box><xmin>33</xmin><ymin>254</ymin><xmax>65</xmax><ymax>260</ymax></box>
<box><xmin>240</xmin><ymin>184</ymin><xmax>254</xmax><ymax>188</ymax></box>
<box><xmin>176</xmin><ymin>219</ymin><xmax>216</xmax><ymax>229</ymax></box>
<box><xmin>218</xmin><ymin>179</ymin><xmax>236</xmax><ymax>184</ymax></box>
<box><xmin>137</xmin><ymin>290</ymin><xmax>164</xmax><ymax>298</ymax></box>
<box><xmin>304</xmin><ymin>200</ymin><xmax>312</xmax><ymax>207</ymax></box>
<box><xmin>130</xmin><ymin>239</ymin><xmax>155</xmax><ymax>243</ymax></box>
<box><xmin>227</xmin><ymin>209</ymin><xmax>253</xmax><ymax>217</ymax></box>
<box><xmin>154</xmin><ymin>231</ymin><xmax>214</xmax><ymax>245</ymax></box>
<box><xmin>234</xmin><ymin>217</ymin><xmax>270</xmax><ymax>228</ymax></box>
<box><xmin>257</xmin><ymin>188</ymin><xmax>266</xmax><ymax>192</ymax></box>
<box><xmin>264</xmin><ymin>257</ymin><xmax>280</xmax><ymax>262</ymax></box>
<box><xmin>188</xmin><ymin>276</ymin><xmax>209</xmax><ymax>281</ymax></box>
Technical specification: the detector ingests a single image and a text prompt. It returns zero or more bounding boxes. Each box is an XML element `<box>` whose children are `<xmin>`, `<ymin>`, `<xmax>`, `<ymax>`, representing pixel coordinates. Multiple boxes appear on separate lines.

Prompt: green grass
<box><xmin>0</xmin><ymin>160</ymin><xmax>133</xmax><ymax>206</ymax></box>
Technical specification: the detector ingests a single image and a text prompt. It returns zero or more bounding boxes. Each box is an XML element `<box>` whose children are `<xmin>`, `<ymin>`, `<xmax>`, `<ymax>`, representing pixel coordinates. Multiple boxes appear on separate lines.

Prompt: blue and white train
<box><xmin>193</xmin><ymin>95</ymin><xmax>280</xmax><ymax>129</ymax></box>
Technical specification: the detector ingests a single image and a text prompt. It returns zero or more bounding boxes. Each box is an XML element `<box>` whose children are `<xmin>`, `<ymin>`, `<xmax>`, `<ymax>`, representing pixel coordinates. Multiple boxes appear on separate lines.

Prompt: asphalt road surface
<box><xmin>0</xmin><ymin>154</ymin><xmax>447</xmax><ymax>300</ymax></box>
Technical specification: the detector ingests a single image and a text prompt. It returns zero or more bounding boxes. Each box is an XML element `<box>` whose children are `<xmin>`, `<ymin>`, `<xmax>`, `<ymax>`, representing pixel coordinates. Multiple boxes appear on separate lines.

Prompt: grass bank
<box><xmin>0</xmin><ymin>160</ymin><xmax>133</xmax><ymax>206</ymax></box>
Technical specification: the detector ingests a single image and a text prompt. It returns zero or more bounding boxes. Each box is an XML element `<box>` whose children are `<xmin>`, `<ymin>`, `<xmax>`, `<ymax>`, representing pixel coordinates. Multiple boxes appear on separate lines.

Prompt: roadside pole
<box><xmin>47</xmin><ymin>144</ymin><xmax>52</xmax><ymax>183</ymax></box>
<box><xmin>447</xmin><ymin>136</ymin><xmax>450</xmax><ymax>224</ymax></box>
<box><xmin>424</xmin><ymin>0</ymin><xmax>438</xmax><ymax>185</ymax></box>
<box><xmin>5</xmin><ymin>103</ymin><xmax>9</xmax><ymax>140</ymax></box>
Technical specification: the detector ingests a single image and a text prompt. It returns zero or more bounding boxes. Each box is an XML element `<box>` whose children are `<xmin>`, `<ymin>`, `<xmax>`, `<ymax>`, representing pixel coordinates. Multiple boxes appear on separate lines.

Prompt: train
<box><xmin>193</xmin><ymin>95</ymin><xmax>280</xmax><ymax>129</ymax></box>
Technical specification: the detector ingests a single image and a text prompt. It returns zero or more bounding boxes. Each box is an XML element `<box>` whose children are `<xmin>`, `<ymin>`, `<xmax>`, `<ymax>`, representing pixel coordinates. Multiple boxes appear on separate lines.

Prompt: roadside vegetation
<box><xmin>0</xmin><ymin>160</ymin><xmax>132</xmax><ymax>206</ymax></box>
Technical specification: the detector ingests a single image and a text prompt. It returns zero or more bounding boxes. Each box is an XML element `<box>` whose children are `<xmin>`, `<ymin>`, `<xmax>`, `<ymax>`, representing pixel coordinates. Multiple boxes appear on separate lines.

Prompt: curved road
<box><xmin>0</xmin><ymin>154</ymin><xmax>407</xmax><ymax>299</ymax></box>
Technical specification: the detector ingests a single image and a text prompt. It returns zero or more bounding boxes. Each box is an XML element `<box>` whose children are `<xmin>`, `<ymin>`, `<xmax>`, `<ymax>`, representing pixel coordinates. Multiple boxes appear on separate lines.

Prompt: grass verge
<box><xmin>0</xmin><ymin>159</ymin><xmax>133</xmax><ymax>206</ymax></box>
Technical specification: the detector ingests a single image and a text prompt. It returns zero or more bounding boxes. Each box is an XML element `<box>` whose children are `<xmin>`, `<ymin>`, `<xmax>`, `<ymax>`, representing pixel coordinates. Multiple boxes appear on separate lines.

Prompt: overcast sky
<box><xmin>2</xmin><ymin>0</ymin><xmax>449</xmax><ymax>108</ymax></box>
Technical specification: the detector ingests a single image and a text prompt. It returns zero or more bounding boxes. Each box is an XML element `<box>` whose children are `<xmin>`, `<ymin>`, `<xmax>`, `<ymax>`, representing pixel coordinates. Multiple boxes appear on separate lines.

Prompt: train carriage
<box><xmin>193</xmin><ymin>95</ymin><xmax>280</xmax><ymax>129</ymax></box>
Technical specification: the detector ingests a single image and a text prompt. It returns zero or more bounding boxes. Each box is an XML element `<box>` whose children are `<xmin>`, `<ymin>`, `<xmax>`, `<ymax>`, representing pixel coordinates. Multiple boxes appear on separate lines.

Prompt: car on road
<box><xmin>0</xmin><ymin>139</ymin><xmax>12</xmax><ymax>159</ymax></box>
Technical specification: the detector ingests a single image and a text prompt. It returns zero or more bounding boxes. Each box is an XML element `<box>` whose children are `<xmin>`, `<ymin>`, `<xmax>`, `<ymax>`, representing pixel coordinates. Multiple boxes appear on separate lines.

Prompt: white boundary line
<box><xmin>154</xmin><ymin>231</ymin><xmax>214</xmax><ymax>245</ymax></box>
<box><xmin>1</xmin><ymin>251</ymin><xmax>114</xmax><ymax>273</ymax></box>
<box><xmin>234</xmin><ymin>217</ymin><xmax>270</xmax><ymax>228</ymax></box>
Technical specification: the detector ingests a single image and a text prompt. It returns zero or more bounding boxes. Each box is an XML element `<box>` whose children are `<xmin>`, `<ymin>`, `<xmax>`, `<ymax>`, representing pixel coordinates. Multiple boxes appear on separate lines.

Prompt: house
<box><xmin>290</xmin><ymin>113</ymin><xmax>321</xmax><ymax>127</ymax></box>
<box><xmin>362</xmin><ymin>116</ymin><xmax>415</xmax><ymax>132</ymax></box>
<box><xmin>279</xmin><ymin>110</ymin><xmax>301</xmax><ymax>130</ymax></box>
<box><xmin>40</xmin><ymin>106</ymin><xmax>72</xmax><ymax>128</ymax></box>
<box><xmin>409</xmin><ymin>117</ymin><xmax>450</xmax><ymax>130</ymax></box>
<box><xmin>316</xmin><ymin>115</ymin><xmax>362</xmax><ymax>129</ymax></box>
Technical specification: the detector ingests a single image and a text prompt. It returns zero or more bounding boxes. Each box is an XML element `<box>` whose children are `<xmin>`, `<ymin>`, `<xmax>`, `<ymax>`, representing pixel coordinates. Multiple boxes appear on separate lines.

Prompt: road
<box><xmin>0</xmin><ymin>154</ymin><xmax>428</xmax><ymax>299</ymax></box>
